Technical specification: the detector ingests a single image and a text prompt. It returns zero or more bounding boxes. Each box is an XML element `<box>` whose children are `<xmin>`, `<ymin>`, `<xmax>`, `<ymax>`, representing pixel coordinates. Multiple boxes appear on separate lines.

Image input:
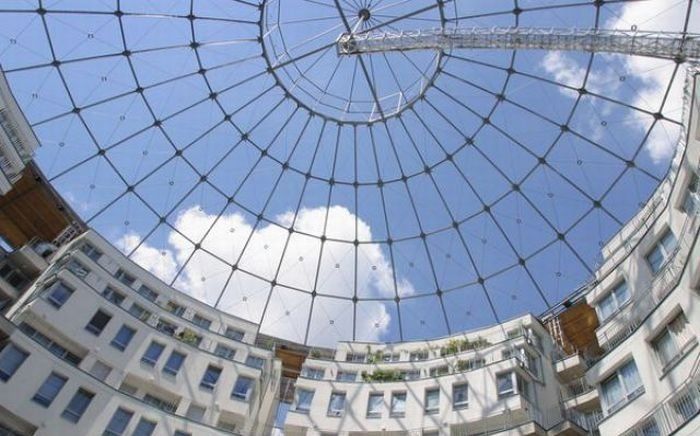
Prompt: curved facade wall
<box><xmin>0</xmin><ymin>73</ymin><xmax>697</xmax><ymax>436</ymax></box>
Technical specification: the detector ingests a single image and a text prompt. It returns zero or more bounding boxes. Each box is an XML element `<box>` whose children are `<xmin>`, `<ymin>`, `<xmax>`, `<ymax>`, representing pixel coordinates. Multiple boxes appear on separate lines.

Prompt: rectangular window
<box><xmin>453</xmin><ymin>383</ymin><xmax>468</xmax><ymax>409</ymax></box>
<box><xmin>214</xmin><ymin>344</ymin><xmax>236</xmax><ymax>361</ymax></box>
<box><xmin>192</xmin><ymin>314</ymin><xmax>211</xmax><ymax>330</ymax></box>
<box><xmin>80</xmin><ymin>243</ymin><xmax>102</xmax><ymax>261</ymax></box>
<box><xmin>102</xmin><ymin>287</ymin><xmax>125</xmax><ymax>305</ymax></box>
<box><xmin>114</xmin><ymin>269</ymin><xmax>135</xmax><ymax>287</ymax></box>
<box><xmin>382</xmin><ymin>353</ymin><xmax>400</xmax><ymax>362</ymax></box>
<box><xmin>67</xmin><ymin>259</ymin><xmax>90</xmax><ymax>278</ymax></box>
<box><xmin>517</xmin><ymin>374</ymin><xmax>532</xmax><ymax>400</ymax></box>
<box><xmin>345</xmin><ymin>353</ymin><xmax>365</xmax><ymax>362</ymax></box>
<box><xmin>597</xmin><ymin>281</ymin><xmax>631</xmax><ymax>322</ymax></box>
<box><xmin>652</xmin><ymin>312</ymin><xmax>695</xmax><ymax>369</ymax></box>
<box><xmin>367</xmin><ymin>393</ymin><xmax>383</xmax><ymax>418</ymax></box>
<box><xmin>155</xmin><ymin>319</ymin><xmax>177</xmax><ymax>336</ymax></box>
<box><xmin>246</xmin><ymin>355</ymin><xmax>265</xmax><ymax>369</ymax></box>
<box><xmin>646</xmin><ymin>231</ymin><xmax>678</xmax><ymax>274</ymax></box>
<box><xmin>110</xmin><ymin>325</ymin><xmax>136</xmax><ymax>351</ymax></box>
<box><xmin>19</xmin><ymin>323</ymin><xmax>81</xmax><ymax>366</ymax></box>
<box><xmin>302</xmin><ymin>367</ymin><xmax>324</xmax><ymax>380</ymax></box>
<box><xmin>61</xmin><ymin>388</ymin><xmax>94</xmax><ymax>423</ymax></box>
<box><xmin>32</xmin><ymin>372</ymin><xmax>67</xmax><ymax>407</ymax></box>
<box><xmin>133</xmin><ymin>419</ymin><xmax>157</xmax><ymax>436</ymax></box>
<box><xmin>90</xmin><ymin>360</ymin><xmax>112</xmax><ymax>381</ymax></box>
<box><xmin>103</xmin><ymin>407</ymin><xmax>133</xmax><ymax>436</ymax></box>
<box><xmin>85</xmin><ymin>309</ymin><xmax>112</xmax><ymax>336</ymax></box>
<box><xmin>295</xmin><ymin>388</ymin><xmax>314</xmax><ymax>413</ymax></box>
<box><xmin>0</xmin><ymin>343</ymin><xmax>28</xmax><ymax>381</ymax></box>
<box><xmin>404</xmin><ymin>370</ymin><xmax>421</xmax><ymax>381</ymax></box>
<box><xmin>224</xmin><ymin>327</ymin><xmax>245</xmax><ymax>341</ymax></box>
<box><xmin>390</xmin><ymin>392</ymin><xmax>406</xmax><ymax>417</ymax></box>
<box><xmin>336</xmin><ymin>371</ymin><xmax>357</xmax><ymax>382</ymax></box>
<box><xmin>232</xmin><ymin>376</ymin><xmax>254</xmax><ymax>401</ymax></box>
<box><xmin>163</xmin><ymin>351</ymin><xmax>186</xmax><ymax>375</ymax></box>
<box><xmin>166</xmin><ymin>301</ymin><xmax>185</xmax><ymax>316</ymax></box>
<box><xmin>137</xmin><ymin>285</ymin><xmax>158</xmax><ymax>302</ymax></box>
<box><xmin>128</xmin><ymin>303</ymin><xmax>151</xmax><ymax>322</ymax></box>
<box><xmin>200</xmin><ymin>365</ymin><xmax>222</xmax><ymax>391</ymax></box>
<box><xmin>682</xmin><ymin>173</ymin><xmax>700</xmax><ymax>215</ymax></box>
<box><xmin>601</xmin><ymin>360</ymin><xmax>644</xmax><ymax>415</ymax></box>
<box><xmin>424</xmin><ymin>388</ymin><xmax>439</xmax><ymax>414</ymax></box>
<box><xmin>328</xmin><ymin>392</ymin><xmax>346</xmax><ymax>416</ymax></box>
<box><xmin>409</xmin><ymin>350</ymin><xmax>429</xmax><ymax>361</ymax></box>
<box><xmin>185</xmin><ymin>404</ymin><xmax>206</xmax><ymax>422</ymax></box>
<box><xmin>0</xmin><ymin>262</ymin><xmax>28</xmax><ymax>289</ymax></box>
<box><xmin>141</xmin><ymin>341</ymin><xmax>165</xmax><ymax>366</ymax></box>
<box><xmin>46</xmin><ymin>282</ymin><xmax>73</xmax><ymax>308</ymax></box>
<box><xmin>497</xmin><ymin>372</ymin><xmax>515</xmax><ymax>397</ymax></box>
<box><xmin>429</xmin><ymin>366</ymin><xmax>449</xmax><ymax>377</ymax></box>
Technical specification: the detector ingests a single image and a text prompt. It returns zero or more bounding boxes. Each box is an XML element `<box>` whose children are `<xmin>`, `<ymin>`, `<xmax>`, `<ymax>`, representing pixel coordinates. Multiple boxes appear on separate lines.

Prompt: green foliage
<box><xmin>361</xmin><ymin>369</ymin><xmax>404</xmax><ymax>383</ymax></box>
<box><xmin>177</xmin><ymin>328</ymin><xmax>200</xmax><ymax>346</ymax></box>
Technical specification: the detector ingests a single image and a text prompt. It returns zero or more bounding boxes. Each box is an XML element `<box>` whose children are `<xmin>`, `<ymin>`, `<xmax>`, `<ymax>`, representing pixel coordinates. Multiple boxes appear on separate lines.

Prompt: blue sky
<box><xmin>0</xmin><ymin>0</ymin><xmax>693</xmax><ymax>345</ymax></box>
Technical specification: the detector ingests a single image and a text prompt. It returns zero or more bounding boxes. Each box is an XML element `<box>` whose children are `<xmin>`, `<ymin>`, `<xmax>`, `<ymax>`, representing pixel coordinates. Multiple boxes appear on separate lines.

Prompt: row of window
<box><xmin>294</xmin><ymin>370</ymin><xmax>531</xmax><ymax>417</ymax></box>
<box><xmin>78</xmin><ymin>244</ymin><xmax>250</xmax><ymax>343</ymax></box>
<box><xmin>0</xmin><ymin>341</ymin><xmax>236</xmax><ymax>435</ymax></box>
<box><xmin>596</xmin><ymin>229</ymin><xmax>678</xmax><ymax>324</ymax></box>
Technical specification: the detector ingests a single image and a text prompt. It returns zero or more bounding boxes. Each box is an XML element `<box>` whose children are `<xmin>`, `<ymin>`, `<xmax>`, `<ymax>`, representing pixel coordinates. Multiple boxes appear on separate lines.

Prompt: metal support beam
<box><xmin>337</xmin><ymin>27</ymin><xmax>700</xmax><ymax>61</ymax></box>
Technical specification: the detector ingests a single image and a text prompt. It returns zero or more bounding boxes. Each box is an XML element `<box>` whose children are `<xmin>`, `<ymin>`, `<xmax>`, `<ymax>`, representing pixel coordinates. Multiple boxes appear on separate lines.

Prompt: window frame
<box><xmin>424</xmin><ymin>388</ymin><xmax>440</xmax><ymax>414</ymax></box>
<box><xmin>110</xmin><ymin>325</ymin><xmax>136</xmax><ymax>351</ymax></box>
<box><xmin>453</xmin><ymin>383</ymin><xmax>469</xmax><ymax>409</ymax></box>
<box><xmin>162</xmin><ymin>351</ymin><xmax>186</xmax><ymax>376</ymax></box>
<box><xmin>366</xmin><ymin>392</ymin><xmax>384</xmax><ymax>418</ymax></box>
<box><xmin>200</xmin><ymin>365</ymin><xmax>222</xmax><ymax>391</ymax></box>
<box><xmin>294</xmin><ymin>388</ymin><xmax>314</xmax><ymax>413</ymax></box>
<box><xmin>327</xmin><ymin>391</ymin><xmax>347</xmax><ymax>417</ymax></box>
<box><xmin>61</xmin><ymin>388</ymin><xmax>94</xmax><ymax>423</ymax></box>
<box><xmin>46</xmin><ymin>282</ymin><xmax>74</xmax><ymax>308</ymax></box>
<box><xmin>32</xmin><ymin>372</ymin><xmax>68</xmax><ymax>407</ymax></box>
<box><xmin>0</xmin><ymin>343</ymin><xmax>29</xmax><ymax>381</ymax></box>
<box><xmin>141</xmin><ymin>341</ymin><xmax>165</xmax><ymax>366</ymax></box>
<box><xmin>390</xmin><ymin>391</ymin><xmax>407</xmax><ymax>417</ymax></box>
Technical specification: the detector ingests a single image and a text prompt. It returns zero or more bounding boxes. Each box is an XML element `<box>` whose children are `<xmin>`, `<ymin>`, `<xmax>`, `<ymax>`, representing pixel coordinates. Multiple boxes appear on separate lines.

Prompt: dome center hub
<box><xmin>358</xmin><ymin>8</ymin><xmax>371</xmax><ymax>21</ymax></box>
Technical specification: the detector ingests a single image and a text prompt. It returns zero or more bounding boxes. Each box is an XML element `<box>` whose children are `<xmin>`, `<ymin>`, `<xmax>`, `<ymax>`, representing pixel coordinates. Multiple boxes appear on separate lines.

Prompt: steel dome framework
<box><xmin>0</xmin><ymin>0</ymin><xmax>694</xmax><ymax>345</ymax></box>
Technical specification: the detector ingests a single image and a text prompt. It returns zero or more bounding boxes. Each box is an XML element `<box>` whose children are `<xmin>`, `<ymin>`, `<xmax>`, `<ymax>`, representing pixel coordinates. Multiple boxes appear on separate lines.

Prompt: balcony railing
<box><xmin>562</xmin><ymin>377</ymin><xmax>596</xmax><ymax>401</ymax></box>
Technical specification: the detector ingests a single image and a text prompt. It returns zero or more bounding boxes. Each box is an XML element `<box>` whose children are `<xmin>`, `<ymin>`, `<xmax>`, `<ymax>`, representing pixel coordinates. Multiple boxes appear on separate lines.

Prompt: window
<box><xmin>129</xmin><ymin>303</ymin><xmax>151</xmax><ymax>322</ymax></box>
<box><xmin>302</xmin><ymin>367</ymin><xmax>324</xmax><ymax>380</ymax></box>
<box><xmin>601</xmin><ymin>360</ymin><xmax>644</xmax><ymax>415</ymax></box>
<box><xmin>597</xmin><ymin>281</ymin><xmax>631</xmax><ymax>322</ymax></box>
<box><xmin>453</xmin><ymin>383</ymin><xmax>468</xmax><ymax>409</ymax></box>
<box><xmin>639</xmin><ymin>418</ymin><xmax>660</xmax><ymax>436</ymax></box>
<box><xmin>119</xmin><ymin>382</ymin><xmax>137</xmax><ymax>395</ymax></box>
<box><xmin>517</xmin><ymin>374</ymin><xmax>532</xmax><ymax>400</ymax></box>
<box><xmin>346</xmin><ymin>353</ymin><xmax>365</xmax><ymax>362</ymax></box>
<box><xmin>672</xmin><ymin>390</ymin><xmax>699</xmax><ymax>423</ymax></box>
<box><xmin>89</xmin><ymin>360</ymin><xmax>112</xmax><ymax>381</ymax></box>
<box><xmin>103</xmin><ymin>407</ymin><xmax>133</xmax><ymax>436</ymax></box>
<box><xmin>646</xmin><ymin>231</ymin><xmax>678</xmax><ymax>274</ymax></box>
<box><xmin>295</xmin><ymin>388</ymin><xmax>314</xmax><ymax>413</ymax></box>
<box><xmin>114</xmin><ymin>269</ymin><xmax>135</xmax><ymax>287</ymax></box>
<box><xmin>429</xmin><ymin>366</ymin><xmax>449</xmax><ymax>377</ymax></box>
<box><xmin>328</xmin><ymin>392</ymin><xmax>346</xmax><ymax>416</ymax></box>
<box><xmin>457</xmin><ymin>358</ymin><xmax>485</xmax><ymax>372</ymax></box>
<box><xmin>61</xmin><ymin>388</ymin><xmax>94</xmax><ymax>423</ymax></box>
<box><xmin>200</xmin><ymin>365</ymin><xmax>222</xmax><ymax>391</ymax></box>
<box><xmin>336</xmin><ymin>371</ymin><xmax>357</xmax><ymax>382</ymax></box>
<box><xmin>0</xmin><ymin>343</ymin><xmax>28</xmax><ymax>381</ymax></box>
<box><xmin>652</xmin><ymin>312</ymin><xmax>695</xmax><ymax>369</ymax></box>
<box><xmin>137</xmin><ymin>285</ymin><xmax>158</xmax><ymax>302</ymax></box>
<box><xmin>232</xmin><ymin>376</ymin><xmax>254</xmax><ymax>401</ymax></box>
<box><xmin>85</xmin><ymin>309</ymin><xmax>112</xmax><ymax>335</ymax></box>
<box><xmin>214</xmin><ymin>343</ymin><xmax>236</xmax><ymax>360</ymax></box>
<box><xmin>174</xmin><ymin>431</ymin><xmax>192</xmax><ymax>436</ymax></box>
<box><xmin>141</xmin><ymin>341</ymin><xmax>165</xmax><ymax>366</ymax></box>
<box><xmin>224</xmin><ymin>326</ymin><xmax>245</xmax><ymax>341</ymax></box>
<box><xmin>32</xmin><ymin>372</ymin><xmax>67</xmax><ymax>407</ymax></box>
<box><xmin>682</xmin><ymin>173</ymin><xmax>700</xmax><ymax>215</ymax></box>
<box><xmin>382</xmin><ymin>353</ymin><xmax>400</xmax><ymax>362</ymax></box>
<box><xmin>497</xmin><ymin>372</ymin><xmax>515</xmax><ymax>397</ymax></box>
<box><xmin>110</xmin><ymin>325</ymin><xmax>136</xmax><ymax>351</ymax></box>
<box><xmin>165</xmin><ymin>301</ymin><xmax>185</xmax><ymax>316</ymax></box>
<box><xmin>46</xmin><ymin>282</ymin><xmax>73</xmax><ymax>308</ymax></box>
<box><xmin>367</xmin><ymin>393</ymin><xmax>383</xmax><ymax>418</ymax></box>
<box><xmin>163</xmin><ymin>351</ymin><xmax>186</xmax><ymax>375</ymax></box>
<box><xmin>404</xmin><ymin>370</ymin><xmax>421</xmax><ymax>381</ymax></box>
<box><xmin>192</xmin><ymin>313</ymin><xmax>211</xmax><ymax>330</ymax></box>
<box><xmin>246</xmin><ymin>355</ymin><xmax>265</xmax><ymax>369</ymax></box>
<box><xmin>0</xmin><ymin>262</ymin><xmax>28</xmax><ymax>289</ymax></box>
<box><xmin>102</xmin><ymin>287</ymin><xmax>125</xmax><ymax>305</ymax></box>
<box><xmin>424</xmin><ymin>388</ymin><xmax>439</xmax><ymax>414</ymax></box>
<box><xmin>80</xmin><ymin>243</ymin><xmax>102</xmax><ymax>261</ymax></box>
<box><xmin>409</xmin><ymin>350</ymin><xmax>429</xmax><ymax>361</ymax></box>
<box><xmin>67</xmin><ymin>259</ymin><xmax>90</xmax><ymax>278</ymax></box>
<box><xmin>133</xmin><ymin>419</ymin><xmax>157</xmax><ymax>436</ymax></box>
<box><xmin>155</xmin><ymin>318</ymin><xmax>177</xmax><ymax>336</ymax></box>
<box><xmin>142</xmin><ymin>393</ymin><xmax>178</xmax><ymax>413</ymax></box>
<box><xmin>390</xmin><ymin>392</ymin><xmax>406</xmax><ymax>417</ymax></box>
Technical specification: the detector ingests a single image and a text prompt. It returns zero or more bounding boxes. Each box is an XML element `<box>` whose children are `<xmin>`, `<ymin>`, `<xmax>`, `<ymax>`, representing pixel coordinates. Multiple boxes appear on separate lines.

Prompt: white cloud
<box><xmin>118</xmin><ymin>205</ymin><xmax>411</xmax><ymax>345</ymax></box>
<box><xmin>540</xmin><ymin>1</ymin><xmax>698</xmax><ymax>163</ymax></box>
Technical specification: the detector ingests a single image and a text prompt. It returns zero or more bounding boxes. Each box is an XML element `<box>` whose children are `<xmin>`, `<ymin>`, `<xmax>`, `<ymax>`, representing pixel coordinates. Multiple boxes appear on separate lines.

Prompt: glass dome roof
<box><xmin>0</xmin><ymin>0</ymin><xmax>694</xmax><ymax>346</ymax></box>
